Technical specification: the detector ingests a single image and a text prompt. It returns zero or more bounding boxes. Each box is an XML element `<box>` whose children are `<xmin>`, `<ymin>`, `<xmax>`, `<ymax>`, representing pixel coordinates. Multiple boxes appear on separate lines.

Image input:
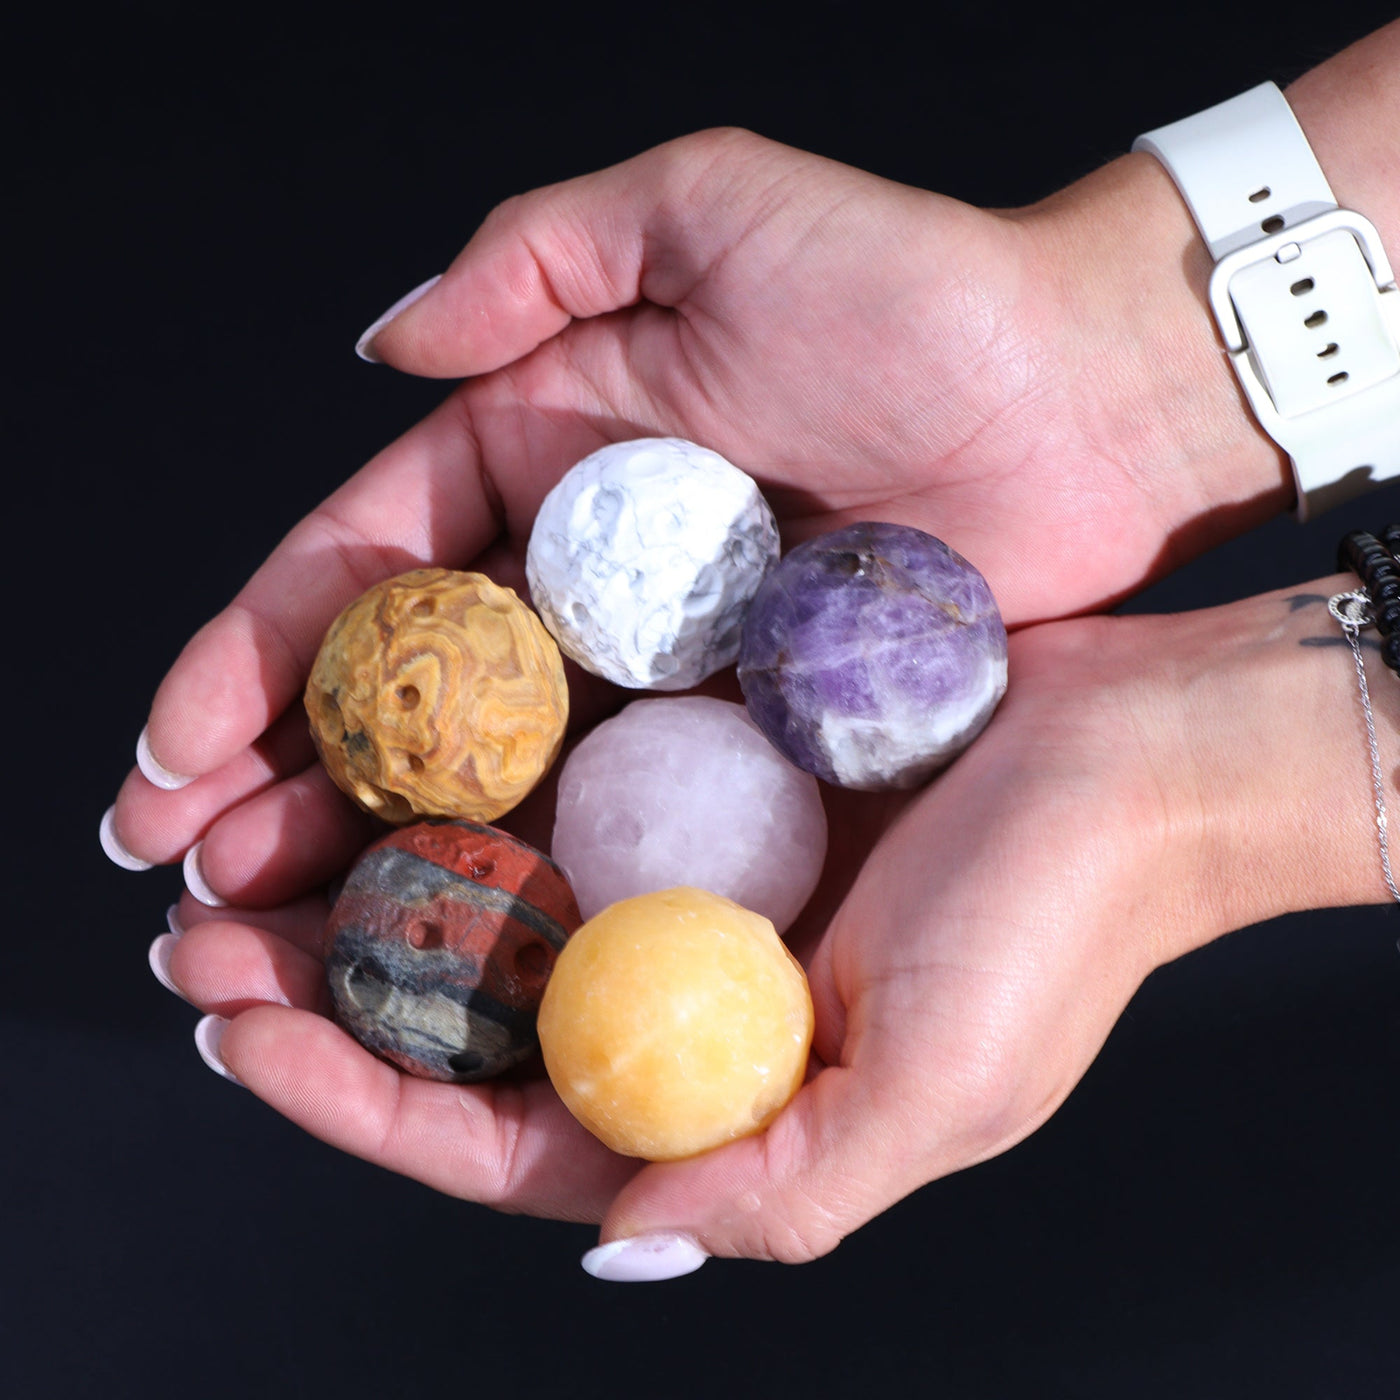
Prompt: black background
<box><xmin>11</xmin><ymin>4</ymin><xmax>1400</xmax><ymax>1396</ymax></box>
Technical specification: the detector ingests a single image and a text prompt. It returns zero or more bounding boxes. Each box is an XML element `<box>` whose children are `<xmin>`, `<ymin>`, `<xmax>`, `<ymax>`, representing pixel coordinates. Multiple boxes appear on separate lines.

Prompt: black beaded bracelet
<box><xmin>1339</xmin><ymin>528</ymin><xmax>1400</xmax><ymax>679</ymax></box>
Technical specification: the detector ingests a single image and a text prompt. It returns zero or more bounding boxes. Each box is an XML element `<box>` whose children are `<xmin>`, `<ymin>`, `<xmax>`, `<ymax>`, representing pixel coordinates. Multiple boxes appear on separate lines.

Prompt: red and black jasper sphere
<box><xmin>325</xmin><ymin>820</ymin><xmax>582</xmax><ymax>1082</ymax></box>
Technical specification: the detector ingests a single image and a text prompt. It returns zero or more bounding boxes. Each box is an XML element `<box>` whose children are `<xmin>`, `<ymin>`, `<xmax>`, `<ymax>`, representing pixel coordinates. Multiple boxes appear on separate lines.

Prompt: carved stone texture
<box><xmin>325</xmin><ymin>819</ymin><xmax>582</xmax><ymax>1082</ymax></box>
<box><xmin>306</xmin><ymin>568</ymin><xmax>568</xmax><ymax>824</ymax></box>
<box><xmin>525</xmin><ymin>438</ymin><xmax>780</xmax><ymax>690</ymax></box>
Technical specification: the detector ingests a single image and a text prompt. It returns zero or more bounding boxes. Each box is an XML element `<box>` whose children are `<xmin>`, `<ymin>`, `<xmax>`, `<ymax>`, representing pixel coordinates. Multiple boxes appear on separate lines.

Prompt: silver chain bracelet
<box><xmin>1329</xmin><ymin>588</ymin><xmax>1400</xmax><ymax>906</ymax></box>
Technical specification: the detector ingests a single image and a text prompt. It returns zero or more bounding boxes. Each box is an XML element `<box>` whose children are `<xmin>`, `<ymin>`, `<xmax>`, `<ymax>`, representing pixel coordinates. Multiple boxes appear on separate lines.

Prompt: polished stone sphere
<box><xmin>550</xmin><ymin>696</ymin><xmax>827</xmax><ymax>934</ymax></box>
<box><xmin>325</xmin><ymin>820</ymin><xmax>582</xmax><ymax>1081</ymax></box>
<box><xmin>537</xmin><ymin>887</ymin><xmax>813</xmax><ymax>1161</ymax></box>
<box><xmin>305</xmin><ymin>568</ymin><xmax>568</xmax><ymax>824</ymax></box>
<box><xmin>525</xmin><ymin>438</ymin><xmax>779</xmax><ymax>689</ymax></box>
<box><xmin>737</xmin><ymin>522</ymin><xmax>1007</xmax><ymax>789</ymax></box>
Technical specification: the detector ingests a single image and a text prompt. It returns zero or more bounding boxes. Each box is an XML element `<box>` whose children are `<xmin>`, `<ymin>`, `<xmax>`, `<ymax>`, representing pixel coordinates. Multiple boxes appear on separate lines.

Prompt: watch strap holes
<box><xmin>1290</xmin><ymin>277</ymin><xmax>1315</xmax><ymax>296</ymax></box>
<box><xmin>1248</xmin><ymin>186</ymin><xmax>1272</xmax><ymax>203</ymax></box>
<box><xmin>1304</xmin><ymin>308</ymin><xmax>1329</xmax><ymax>329</ymax></box>
<box><xmin>1261</xmin><ymin>215</ymin><xmax>1286</xmax><ymax>234</ymax></box>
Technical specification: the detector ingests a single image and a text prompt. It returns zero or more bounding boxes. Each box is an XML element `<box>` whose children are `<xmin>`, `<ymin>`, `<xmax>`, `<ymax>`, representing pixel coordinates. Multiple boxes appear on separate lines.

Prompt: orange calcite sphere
<box><xmin>306</xmin><ymin>568</ymin><xmax>568</xmax><ymax>824</ymax></box>
<box><xmin>537</xmin><ymin>887</ymin><xmax>814</xmax><ymax>1161</ymax></box>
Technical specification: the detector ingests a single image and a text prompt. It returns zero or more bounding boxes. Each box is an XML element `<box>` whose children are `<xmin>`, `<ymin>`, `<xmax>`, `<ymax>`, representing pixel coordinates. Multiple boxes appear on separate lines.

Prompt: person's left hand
<box><xmin>156</xmin><ymin>579</ymin><xmax>1372</xmax><ymax>1271</ymax></box>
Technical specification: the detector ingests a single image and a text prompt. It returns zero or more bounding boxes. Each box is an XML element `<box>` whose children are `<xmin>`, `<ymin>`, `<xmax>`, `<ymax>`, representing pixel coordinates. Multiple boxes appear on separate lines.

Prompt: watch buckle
<box><xmin>1208</xmin><ymin>208</ymin><xmax>1400</xmax><ymax>426</ymax></box>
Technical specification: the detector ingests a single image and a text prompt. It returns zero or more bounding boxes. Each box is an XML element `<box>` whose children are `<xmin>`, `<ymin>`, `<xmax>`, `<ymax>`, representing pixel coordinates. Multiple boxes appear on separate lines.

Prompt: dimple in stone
<box><xmin>324</xmin><ymin>820</ymin><xmax>582</xmax><ymax>1082</ymax></box>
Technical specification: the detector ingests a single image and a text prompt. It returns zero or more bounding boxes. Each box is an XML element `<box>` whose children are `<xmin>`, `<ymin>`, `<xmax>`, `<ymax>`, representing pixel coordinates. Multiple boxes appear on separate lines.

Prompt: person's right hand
<box><xmin>358</xmin><ymin>124</ymin><xmax>1287</xmax><ymax>629</ymax></box>
<box><xmin>108</xmin><ymin>119</ymin><xmax>1285</xmax><ymax>870</ymax></box>
<box><xmin>112</xmin><ymin>22</ymin><xmax>1400</xmax><ymax>867</ymax></box>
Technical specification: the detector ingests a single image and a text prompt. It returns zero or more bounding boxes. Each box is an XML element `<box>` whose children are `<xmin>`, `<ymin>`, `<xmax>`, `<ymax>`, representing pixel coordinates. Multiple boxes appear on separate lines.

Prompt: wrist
<box><xmin>1018</xmin><ymin>22</ymin><xmax>1400</xmax><ymax>555</ymax></box>
<box><xmin>1149</xmin><ymin>576</ymin><xmax>1395</xmax><ymax>961</ymax></box>
<box><xmin>1284</xmin><ymin>21</ymin><xmax>1400</xmax><ymax>261</ymax></box>
<box><xmin>1021</xmin><ymin>152</ymin><xmax>1294</xmax><ymax>558</ymax></box>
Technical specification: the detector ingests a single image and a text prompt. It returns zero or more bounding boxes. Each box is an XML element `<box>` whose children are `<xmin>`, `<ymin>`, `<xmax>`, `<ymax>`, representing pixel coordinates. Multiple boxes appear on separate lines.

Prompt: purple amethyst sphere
<box><xmin>736</xmin><ymin>522</ymin><xmax>1007</xmax><ymax>790</ymax></box>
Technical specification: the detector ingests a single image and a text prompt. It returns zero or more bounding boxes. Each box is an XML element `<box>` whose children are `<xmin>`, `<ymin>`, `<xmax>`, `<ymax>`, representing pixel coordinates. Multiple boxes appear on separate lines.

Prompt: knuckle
<box><xmin>932</xmin><ymin>1052</ymin><xmax>1055</xmax><ymax>1166</ymax></box>
<box><xmin>739</xmin><ymin>1113</ymin><xmax>860</xmax><ymax>1266</ymax></box>
<box><xmin>663</xmin><ymin>125</ymin><xmax>764</xmax><ymax>163</ymax></box>
<box><xmin>478</xmin><ymin>189</ymin><xmax>530</xmax><ymax>235</ymax></box>
<box><xmin>645</xmin><ymin>126</ymin><xmax>775</xmax><ymax>205</ymax></box>
<box><xmin>753</xmin><ymin>1212</ymin><xmax>842</xmax><ymax>1267</ymax></box>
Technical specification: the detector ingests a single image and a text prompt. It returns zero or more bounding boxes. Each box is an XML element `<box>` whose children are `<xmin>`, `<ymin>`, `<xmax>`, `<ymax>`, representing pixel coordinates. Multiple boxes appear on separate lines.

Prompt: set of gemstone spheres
<box><xmin>305</xmin><ymin>438</ymin><xmax>1008</xmax><ymax>1161</ymax></box>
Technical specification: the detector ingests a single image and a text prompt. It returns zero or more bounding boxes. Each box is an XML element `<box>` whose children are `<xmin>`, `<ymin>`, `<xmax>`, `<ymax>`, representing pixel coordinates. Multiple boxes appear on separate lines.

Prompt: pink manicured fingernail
<box><xmin>581</xmin><ymin>1232</ymin><xmax>709</xmax><ymax>1282</ymax></box>
<box><xmin>194</xmin><ymin>1015</ymin><xmax>242</xmax><ymax>1084</ymax></box>
<box><xmin>99</xmin><ymin>806</ymin><xmax>153</xmax><ymax>872</ymax></box>
<box><xmin>166</xmin><ymin>903</ymin><xmax>185</xmax><ymax>937</ymax></box>
<box><xmin>136</xmin><ymin>725</ymin><xmax>195</xmax><ymax>790</ymax></box>
<box><xmin>148</xmin><ymin>933</ymin><xmax>189</xmax><ymax>1001</ymax></box>
<box><xmin>183</xmin><ymin>842</ymin><xmax>227</xmax><ymax>907</ymax></box>
<box><xmin>355</xmin><ymin>274</ymin><xmax>442</xmax><ymax>362</ymax></box>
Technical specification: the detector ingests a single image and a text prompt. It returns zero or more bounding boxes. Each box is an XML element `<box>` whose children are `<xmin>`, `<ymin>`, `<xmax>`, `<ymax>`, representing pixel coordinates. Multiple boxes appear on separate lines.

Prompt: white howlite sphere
<box><xmin>525</xmin><ymin>438</ymin><xmax>780</xmax><ymax>689</ymax></box>
<box><xmin>550</xmin><ymin>696</ymin><xmax>828</xmax><ymax>935</ymax></box>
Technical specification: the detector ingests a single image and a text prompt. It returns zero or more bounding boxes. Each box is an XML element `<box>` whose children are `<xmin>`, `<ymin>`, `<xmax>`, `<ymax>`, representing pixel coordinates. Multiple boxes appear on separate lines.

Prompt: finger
<box><xmin>106</xmin><ymin>704</ymin><xmax>315</xmax><ymax>868</ymax></box>
<box><xmin>215</xmin><ymin>1005</ymin><xmax>639</xmax><ymax>1222</ymax></box>
<box><xmin>561</xmin><ymin>887</ymin><xmax>922</xmax><ymax>1269</ymax></box>
<box><xmin>364</xmin><ymin>129</ymin><xmax>770</xmax><ymax>378</ymax></box>
<box><xmin>187</xmin><ymin>763</ymin><xmax>380</xmax><ymax>909</ymax></box>
<box><xmin>580</xmin><ymin>846</ymin><xmax>1046</xmax><ymax>1272</ymax></box>
<box><xmin>165</xmin><ymin>918</ymin><xmax>332</xmax><ymax>1017</ymax></box>
<box><xmin>139</xmin><ymin>383</ymin><xmax>641</xmax><ymax>797</ymax></box>
<box><xmin>590</xmin><ymin>1057</ymin><xmax>946</xmax><ymax>1270</ymax></box>
<box><xmin>173</xmin><ymin>892</ymin><xmax>332</xmax><ymax>959</ymax></box>
<box><xmin>587</xmin><ymin>983</ymin><xmax>1052</xmax><ymax>1275</ymax></box>
<box><xmin>181</xmin><ymin>686</ymin><xmax>635</xmax><ymax>911</ymax></box>
<box><xmin>128</xmin><ymin>532</ymin><xmax>621</xmax><ymax>880</ymax></box>
<box><xmin>142</xmin><ymin>388</ymin><xmax>505</xmax><ymax>783</ymax></box>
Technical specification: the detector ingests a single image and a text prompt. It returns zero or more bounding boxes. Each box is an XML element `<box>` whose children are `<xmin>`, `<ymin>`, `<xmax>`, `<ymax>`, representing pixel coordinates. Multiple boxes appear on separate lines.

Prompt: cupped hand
<box><xmin>154</xmin><ymin>571</ymin><xmax>1370</xmax><ymax>1269</ymax></box>
<box><xmin>111</xmin><ymin>126</ymin><xmax>1279</xmax><ymax>871</ymax></box>
<box><xmin>158</xmin><ymin>605</ymin><xmax>1199</xmax><ymax>1268</ymax></box>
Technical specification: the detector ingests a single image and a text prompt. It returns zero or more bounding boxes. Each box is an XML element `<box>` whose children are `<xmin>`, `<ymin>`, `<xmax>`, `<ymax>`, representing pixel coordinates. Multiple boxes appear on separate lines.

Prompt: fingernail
<box><xmin>148</xmin><ymin>933</ymin><xmax>190</xmax><ymax>1002</ymax></box>
<box><xmin>194</xmin><ymin>1015</ymin><xmax>242</xmax><ymax>1084</ymax></box>
<box><xmin>166</xmin><ymin>903</ymin><xmax>185</xmax><ymax>937</ymax></box>
<box><xmin>183</xmin><ymin>842</ymin><xmax>228</xmax><ymax>907</ymax></box>
<box><xmin>136</xmin><ymin>725</ymin><xmax>195</xmax><ymax>791</ymax></box>
<box><xmin>355</xmin><ymin>274</ymin><xmax>442</xmax><ymax>363</ymax></box>
<box><xmin>581</xmin><ymin>1232</ymin><xmax>709</xmax><ymax>1283</ymax></box>
<box><xmin>99</xmin><ymin>806</ymin><xmax>153</xmax><ymax>872</ymax></box>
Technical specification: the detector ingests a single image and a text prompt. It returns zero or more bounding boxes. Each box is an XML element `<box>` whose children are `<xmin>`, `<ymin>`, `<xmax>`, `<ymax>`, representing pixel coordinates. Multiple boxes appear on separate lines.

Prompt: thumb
<box><xmin>352</xmin><ymin>127</ymin><xmax>802</xmax><ymax>377</ymax></box>
<box><xmin>579</xmin><ymin>1061</ymin><xmax>948</xmax><ymax>1282</ymax></box>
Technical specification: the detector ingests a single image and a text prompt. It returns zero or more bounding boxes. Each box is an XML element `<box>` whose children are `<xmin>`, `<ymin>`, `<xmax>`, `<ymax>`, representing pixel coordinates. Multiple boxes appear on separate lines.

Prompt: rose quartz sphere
<box><xmin>550</xmin><ymin>697</ymin><xmax>827</xmax><ymax>934</ymax></box>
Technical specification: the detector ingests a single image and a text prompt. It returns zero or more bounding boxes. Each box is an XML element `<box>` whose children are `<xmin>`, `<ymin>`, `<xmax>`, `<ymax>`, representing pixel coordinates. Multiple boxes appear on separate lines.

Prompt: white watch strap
<box><xmin>1134</xmin><ymin>82</ymin><xmax>1400</xmax><ymax>520</ymax></box>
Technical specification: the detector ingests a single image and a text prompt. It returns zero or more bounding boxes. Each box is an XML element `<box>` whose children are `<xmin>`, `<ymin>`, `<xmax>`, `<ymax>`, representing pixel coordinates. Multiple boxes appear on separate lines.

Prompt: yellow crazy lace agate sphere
<box><xmin>306</xmin><ymin>568</ymin><xmax>568</xmax><ymax>824</ymax></box>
